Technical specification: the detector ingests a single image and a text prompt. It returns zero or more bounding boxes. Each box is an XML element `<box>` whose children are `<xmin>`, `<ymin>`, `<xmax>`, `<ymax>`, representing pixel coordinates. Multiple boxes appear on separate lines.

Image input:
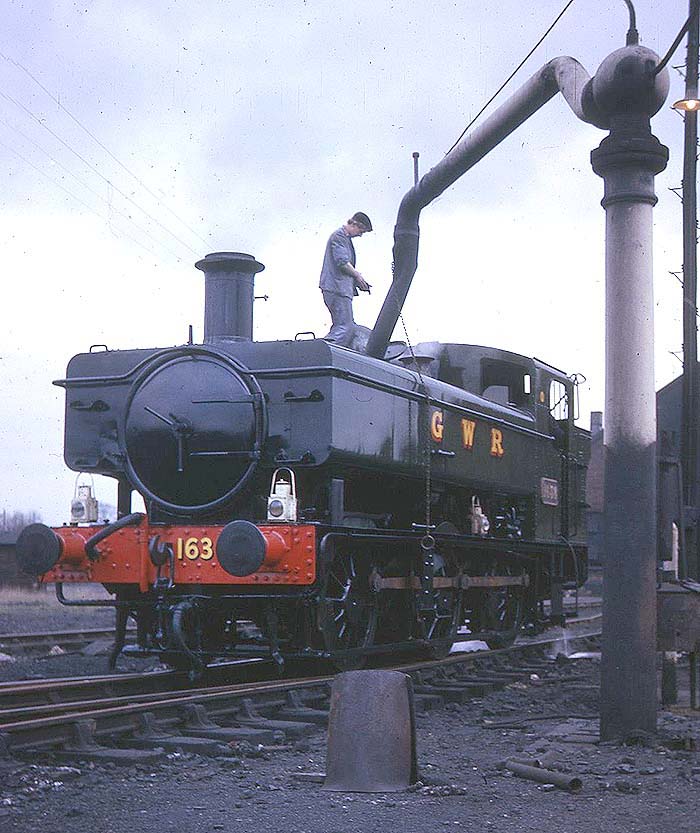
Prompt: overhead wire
<box><xmin>0</xmin><ymin>114</ymin><xmax>186</xmax><ymax>263</ymax></box>
<box><xmin>0</xmin><ymin>135</ymin><xmax>167</xmax><ymax>262</ymax></box>
<box><xmin>0</xmin><ymin>50</ymin><xmax>210</xmax><ymax>249</ymax></box>
<box><xmin>400</xmin><ymin>0</ymin><xmax>577</xmax><ymax>367</ymax></box>
<box><xmin>654</xmin><ymin>2</ymin><xmax>697</xmax><ymax>76</ymax></box>
<box><xmin>0</xmin><ymin>87</ymin><xmax>200</xmax><ymax>257</ymax></box>
<box><xmin>444</xmin><ymin>0</ymin><xmax>576</xmax><ymax>156</ymax></box>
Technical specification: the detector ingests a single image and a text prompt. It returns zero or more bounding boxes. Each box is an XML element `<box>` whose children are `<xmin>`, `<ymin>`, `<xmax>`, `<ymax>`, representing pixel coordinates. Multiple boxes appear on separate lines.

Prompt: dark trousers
<box><xmin>322</xmin><ymin>290</ymin><xmax>355</xmax><ymax>347</ymax></box>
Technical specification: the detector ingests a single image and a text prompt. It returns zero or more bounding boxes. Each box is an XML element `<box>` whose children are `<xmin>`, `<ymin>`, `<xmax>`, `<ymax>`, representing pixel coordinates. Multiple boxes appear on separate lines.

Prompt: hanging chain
<box><xmin>397</xmin><ymin>304</ymin><xmax>432</xmax><ymax>537</ymax></box>
<box><xmin>398</xmin><ymin>310</ymin><xmax>436</xmax><ymax>612</ymax></box>
<box><xmin>391</xmin><ymin>262</ymin><xmax>435</xmax><ymax>613</ymax></box>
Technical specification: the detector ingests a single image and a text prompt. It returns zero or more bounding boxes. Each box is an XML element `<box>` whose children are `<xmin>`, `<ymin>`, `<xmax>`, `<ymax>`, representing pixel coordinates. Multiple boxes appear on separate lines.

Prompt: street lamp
<box><xmin>674</xmin><ymin>0</ymin><xmax>699</xmax><ymax>113</ymax></box>
<box><xmin>673</xmin><ymin>64</ymin><xmax>699</xmax><ymax>110</ymax></box>
<box><xmin>674</xmin><ymin>96</ymin><xmax>700</xmax><ymax>111</ymax></box>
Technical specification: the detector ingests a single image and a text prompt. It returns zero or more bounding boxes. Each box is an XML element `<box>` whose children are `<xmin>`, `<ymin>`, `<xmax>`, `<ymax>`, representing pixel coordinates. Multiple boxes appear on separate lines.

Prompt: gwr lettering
<box><xmin>430</xmin><ymin>410</ymin><xmax>444</xmax><ymax>442</ymax></box>
<box><xmin>490</xmin><ymin>428</ymin><xmax>505</xmax><ymax>457</ymax></box>
<box><xmin>461</xmin><ymin>419</ymin><xmax>476</xmax><ymax>449</ymax></box>
<box><xmin>429</xmin><ymin>411</ymin><xmax>505</xmax><ymax>458</ymax></box>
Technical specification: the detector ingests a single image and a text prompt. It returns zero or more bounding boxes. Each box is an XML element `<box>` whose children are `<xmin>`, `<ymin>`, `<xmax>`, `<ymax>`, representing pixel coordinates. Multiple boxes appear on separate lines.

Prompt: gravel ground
<box><xmin>2</xmin><ymin>575</ymin><xmax>699</xmax><ymax>832</ymax></box>
<box><xmin>0</xmin><ymin>586</ymin><xmax>115</xmax><ymax>635</ymax></box>
<box><xmin>0</xmin><ymin>587</ymin><xmax>160</xmax><ymax>681</ymax></box>
<box><xmin>0</xmin><ymin>656</ymin><xmax>698</xmax><ymax>833</ymax></box>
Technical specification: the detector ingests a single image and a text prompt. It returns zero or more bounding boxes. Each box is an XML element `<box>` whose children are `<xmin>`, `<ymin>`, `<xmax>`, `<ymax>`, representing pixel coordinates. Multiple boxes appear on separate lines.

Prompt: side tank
<box><xmin>58</xmin><ymin>336</ymin><xmax>588</xmax><ymax>543</ymax></box>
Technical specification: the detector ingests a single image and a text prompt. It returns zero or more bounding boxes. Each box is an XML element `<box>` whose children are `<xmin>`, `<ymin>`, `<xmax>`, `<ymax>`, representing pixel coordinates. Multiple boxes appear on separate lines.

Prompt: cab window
<box><xmin>481</xmin><ymin>359</ymin><xmax>532</xmax><ymax>409</ymax></box>
<box><xmin>549</xmin><ymin>380</ymin><xmax>569</xmax><ymax>421</ymax></box>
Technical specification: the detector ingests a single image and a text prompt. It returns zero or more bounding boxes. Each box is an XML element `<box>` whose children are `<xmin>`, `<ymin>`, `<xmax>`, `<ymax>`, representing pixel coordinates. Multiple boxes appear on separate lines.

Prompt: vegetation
<box><xmin>0</xmin><ymin>510</ymin><xmax>41</xmax><ymax>534</ymax></box>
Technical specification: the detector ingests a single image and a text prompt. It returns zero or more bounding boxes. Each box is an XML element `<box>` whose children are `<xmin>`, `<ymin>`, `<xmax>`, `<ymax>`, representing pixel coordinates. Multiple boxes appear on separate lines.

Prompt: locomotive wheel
<box><xmin>413</xmin><ymin>553</ymin><xmax>462</xmax><ymax>659</ymax></box>
<box><xmin>481</xmin><ymin>564</ymin><xmax>525</xmax><ymax>649</ymax></box>
<box><xmin>315</xmin><ymin>551</ymin><xmax>378</xmax><ymax>671</ymax></box>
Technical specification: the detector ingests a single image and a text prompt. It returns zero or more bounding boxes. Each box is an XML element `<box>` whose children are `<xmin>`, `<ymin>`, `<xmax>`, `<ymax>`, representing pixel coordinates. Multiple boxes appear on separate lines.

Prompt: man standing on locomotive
<box><xmin>319</xmin><ymin>211</ymin><xmax>373</xmax><ymax>347</ymax></box>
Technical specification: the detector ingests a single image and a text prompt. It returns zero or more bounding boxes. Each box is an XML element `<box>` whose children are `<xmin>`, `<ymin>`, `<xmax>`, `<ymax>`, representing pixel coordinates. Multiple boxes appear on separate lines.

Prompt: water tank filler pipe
<box><xmin>365</xmin><ymin>56</ymin><xmax>605</xmax><ymax>360</ymax></box>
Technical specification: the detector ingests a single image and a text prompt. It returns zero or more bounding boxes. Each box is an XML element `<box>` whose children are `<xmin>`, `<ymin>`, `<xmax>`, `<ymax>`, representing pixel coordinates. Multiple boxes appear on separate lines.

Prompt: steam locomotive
<box><xmin>18</xmin><ymin>106</ymin><xmax>596</xmax><ymax>674</ymax></box>
<box><xmin>17</xmin><ymin>246</ymin><xmax>589</xmax><ymax>674</ymax></box>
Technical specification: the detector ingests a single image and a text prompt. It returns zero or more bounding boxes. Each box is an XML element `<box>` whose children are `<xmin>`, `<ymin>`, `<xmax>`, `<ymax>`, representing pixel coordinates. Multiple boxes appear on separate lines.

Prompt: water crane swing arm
<box><xmin>365</xmin><ymin>56</ymin><xmax>604</xmax><ymax>360</ymax></box>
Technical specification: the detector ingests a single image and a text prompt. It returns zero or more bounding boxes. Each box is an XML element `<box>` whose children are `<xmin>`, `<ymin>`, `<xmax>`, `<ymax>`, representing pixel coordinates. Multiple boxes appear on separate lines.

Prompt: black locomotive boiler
<box><xmin>18</xmin><ymin>247</ymin><xmax>589</xmax><ymax>674</ymax></box>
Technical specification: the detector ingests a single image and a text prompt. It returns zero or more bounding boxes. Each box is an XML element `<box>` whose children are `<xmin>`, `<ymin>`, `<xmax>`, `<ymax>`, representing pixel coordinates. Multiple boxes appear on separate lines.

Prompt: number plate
<box><xmin>176</xmin><ymin>537</ymin><xmax>214</xmax><ymax>561</ymax></box>
<box><xmin>540</xmin><ymin>477</ymin><xmax>559</xmax><ymax>506</ymax></box>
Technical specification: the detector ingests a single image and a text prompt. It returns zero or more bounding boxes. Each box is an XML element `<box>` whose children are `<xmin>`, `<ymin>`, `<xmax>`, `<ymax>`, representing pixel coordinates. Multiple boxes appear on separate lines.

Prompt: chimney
<box><xmin>195</xmin><ymin>252</ymin><xmax>265</xmax><ymax>343</ymax></box>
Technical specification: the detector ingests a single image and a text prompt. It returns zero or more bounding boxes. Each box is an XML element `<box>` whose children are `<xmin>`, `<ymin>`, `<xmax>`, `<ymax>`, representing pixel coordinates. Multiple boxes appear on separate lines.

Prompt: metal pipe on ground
<box><xmin>505</xmin><ymin>760</ymin><xmax>583</xmax><ymax>793</ymax></box>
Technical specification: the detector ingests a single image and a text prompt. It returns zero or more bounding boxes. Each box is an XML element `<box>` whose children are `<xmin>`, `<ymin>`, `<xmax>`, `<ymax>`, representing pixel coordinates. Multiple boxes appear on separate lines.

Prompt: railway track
<box><xmin>0</xmin><ymin>607</ymin><xmax>601</xmax><ymax>713</ymax></box>
<box><xmin>0</xmin><ymin>598</ymin><xmax>601</xmax><ymax>660</ymax></box>
<box><xmin>0</xmin><ymin>627</ymin><xmax>132</xmax><ymax>657</ymax></box>
<box><xmin>0</xmin><ymin>616</ymin><xmax>601</xmax><ymax>758</ymax></box>
<box><xmin>0</xmin><ymin>617</ymin><xmax>263</xmax><ymax>657</ymax></box>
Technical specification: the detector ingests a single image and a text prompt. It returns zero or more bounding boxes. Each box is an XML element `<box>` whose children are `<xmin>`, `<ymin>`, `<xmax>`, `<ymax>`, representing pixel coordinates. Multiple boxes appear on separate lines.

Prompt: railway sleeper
<box><xmin>179</xmin><ymin>703</ymin><xmax>278</xmax><ymax>743</ymax></box>
<box><xmin>233</xmin><ymin>698</ymin><xmax>317</xmax><ymax>738</ymax></box>
<box><xmin>276</xmin><ymin>690</ymin><xmax>330</xmax><ymax>725</ymax></box>
<box><xmin>411</xmin><ymin>683</ymin><xmax>481</xmax><ymax>703</ymax></box>
<box><xmin>412</xmin><ymin>692</ymin><xmax>444</xmax><ymax>712</ymax></box>
<box><xmin>1</xmin><ymin>634</ymin><xmax>596</xmax><ymax>761</ymax></box>
<box><xmin>125</xmin><ymin>711</ymin><xmax>270</xmax><ymax>755</ymax></box>
<box><xmin>54</xmin><ymin>719</ymin><xmax>166</xmax><ymax>764</ymax></box>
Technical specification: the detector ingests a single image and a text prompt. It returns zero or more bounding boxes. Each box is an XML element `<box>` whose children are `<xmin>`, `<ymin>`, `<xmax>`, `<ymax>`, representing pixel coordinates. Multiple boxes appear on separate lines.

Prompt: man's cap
<box><xmin>350</xmin><ymin>212</ymin><xmax>373</xmax><ymax>232</ymax></box>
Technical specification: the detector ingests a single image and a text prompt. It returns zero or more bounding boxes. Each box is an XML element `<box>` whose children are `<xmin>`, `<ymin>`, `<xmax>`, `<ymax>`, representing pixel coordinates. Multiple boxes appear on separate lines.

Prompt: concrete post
<box><xmin>589</xmin><ymin>47</ymin><xmax>669</xmax><ymax>740</ymax></box>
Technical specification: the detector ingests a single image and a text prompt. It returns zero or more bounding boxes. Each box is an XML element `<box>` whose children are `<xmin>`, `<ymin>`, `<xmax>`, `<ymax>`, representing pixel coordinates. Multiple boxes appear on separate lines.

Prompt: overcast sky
<box><xmin>0</xmin><ymin>0</ymin><xmax>691</xmax><ymax>523</ymax></box>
